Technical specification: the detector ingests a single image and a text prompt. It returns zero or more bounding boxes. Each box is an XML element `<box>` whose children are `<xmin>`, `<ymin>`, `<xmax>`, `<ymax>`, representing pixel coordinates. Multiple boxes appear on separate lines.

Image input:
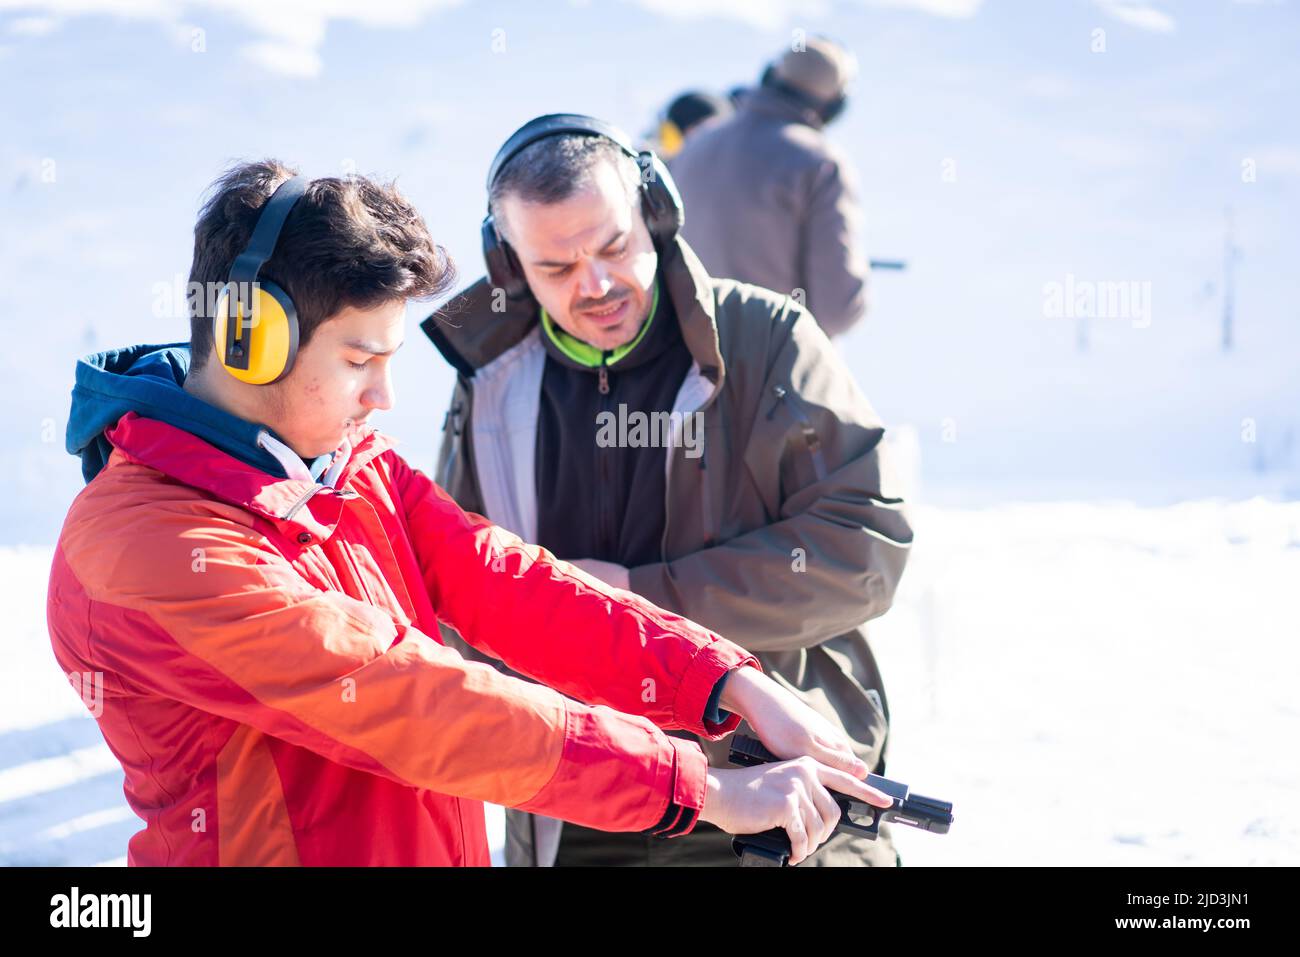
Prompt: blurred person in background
<box><xmin>648</xmin><ymin>90</ymin><xmax>733</xmax><ymax>160</ymax></box>
<box><xmin>671</xmin><ymin>37</ymin><xmax>870</xmax><ymax>338</ymax></box>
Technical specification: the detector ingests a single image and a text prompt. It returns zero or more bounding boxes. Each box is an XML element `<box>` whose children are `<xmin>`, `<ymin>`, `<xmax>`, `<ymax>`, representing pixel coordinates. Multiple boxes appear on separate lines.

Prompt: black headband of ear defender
<box><xmin>481</xmin><ymin>113</ymin><xmax>683</xmax><ymax>300</ymax></box>
<box><xmin>218</xmin><ymin>175</ymin><xmax>309</xmax><ymax>379</ymax></box>
<box><xmin>227</xmin><ymin>174</ymin><xmax>309</xmax><ymax>314</ymax></box>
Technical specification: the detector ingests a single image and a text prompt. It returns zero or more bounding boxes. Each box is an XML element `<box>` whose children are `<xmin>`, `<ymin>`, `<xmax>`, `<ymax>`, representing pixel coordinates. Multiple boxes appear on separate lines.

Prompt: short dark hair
<box><xmin>488</xmin><ymin>135</ymin><xmax>641</xmax><ymax>244</ymax></box>
<box><xmin>187</xmin><ymin>159</ymin><xmax>454</xmax><ymax>371</ymax></box>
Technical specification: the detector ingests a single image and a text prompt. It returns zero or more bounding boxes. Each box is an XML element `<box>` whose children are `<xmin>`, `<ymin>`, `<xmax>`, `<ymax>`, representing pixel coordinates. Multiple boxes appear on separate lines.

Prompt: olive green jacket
<box><xmin>421</xmin><ymin>237</ymin><xmax>913</xmax><ymax>866</ymax></box>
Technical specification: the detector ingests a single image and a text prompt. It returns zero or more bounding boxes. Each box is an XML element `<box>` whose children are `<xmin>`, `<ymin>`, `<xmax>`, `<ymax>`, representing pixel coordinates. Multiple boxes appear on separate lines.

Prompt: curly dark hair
<box><xmin>187</xmin><ymin>159</ymin><xmax>455</xmax><ymax>370</ymax></box>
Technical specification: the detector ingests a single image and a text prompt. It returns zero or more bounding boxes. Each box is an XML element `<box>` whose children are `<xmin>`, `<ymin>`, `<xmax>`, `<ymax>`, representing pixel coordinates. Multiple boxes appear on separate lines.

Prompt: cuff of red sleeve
<box><xmin>643</xmin><ymin>736</ymin><xmax>709</xmax><ymax>839</ymax></box>
<box><xmin>673</xmin><ymin>641</ymin><xmax>761</xmax><ymax>738</ymax></box>
<box><xmin>703</xmin><ymin>671</ymin><xmax>731</xmax><ymax>726</ymax></box>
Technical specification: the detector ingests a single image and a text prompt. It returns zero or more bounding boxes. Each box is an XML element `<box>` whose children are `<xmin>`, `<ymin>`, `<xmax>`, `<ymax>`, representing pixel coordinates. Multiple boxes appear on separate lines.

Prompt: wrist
<box><xmin>699</xmin><ymin>769</ymin><xmax>723</xmax><ymax>827</ymax></box>
<box><xmin>718</xmin><ymin>664</ymin><xmax>766</xmax><ymax>714</ymax></box>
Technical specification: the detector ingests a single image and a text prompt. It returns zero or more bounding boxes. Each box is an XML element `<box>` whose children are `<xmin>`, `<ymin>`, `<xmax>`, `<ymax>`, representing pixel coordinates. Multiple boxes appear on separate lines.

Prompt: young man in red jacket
<box><xmin>47</xmin><ymin>160</ymin><xmax>890</xmax><ymax>866</ymax></box>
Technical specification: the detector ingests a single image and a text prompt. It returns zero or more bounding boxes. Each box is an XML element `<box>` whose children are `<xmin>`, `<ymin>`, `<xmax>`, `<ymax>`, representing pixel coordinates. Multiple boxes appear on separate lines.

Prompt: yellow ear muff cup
<box><xmin>212</xmin><ymin>280</ymin><xmax>300</xmax><ymax>385</ymax></box>
<box><xmin>658</xmin><ymin>120</ymin><xmax>684</xmax><ymax>159</ymax></box>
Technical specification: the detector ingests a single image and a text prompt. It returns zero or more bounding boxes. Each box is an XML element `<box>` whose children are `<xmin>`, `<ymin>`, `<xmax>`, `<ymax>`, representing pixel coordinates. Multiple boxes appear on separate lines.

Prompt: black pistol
<box><xmin>726</xmin><ymin>734</ymin><xmax>954</xmax><ymax>867</ymax></box>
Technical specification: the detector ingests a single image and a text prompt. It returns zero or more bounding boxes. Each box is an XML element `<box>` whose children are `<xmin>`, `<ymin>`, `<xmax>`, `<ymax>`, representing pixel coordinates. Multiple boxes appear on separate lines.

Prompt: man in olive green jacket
<box><xmin>423</xmin><ymin>122</ymin><xmax>913</xmax><ymax>867</ymax></box>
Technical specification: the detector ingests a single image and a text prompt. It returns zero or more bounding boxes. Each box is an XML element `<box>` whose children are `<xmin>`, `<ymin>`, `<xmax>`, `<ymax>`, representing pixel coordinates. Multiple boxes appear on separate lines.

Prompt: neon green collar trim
<box><xmin>540</xmin><ymin>282</ymin><xmax>660</xmax><ymax>368</ymax></box>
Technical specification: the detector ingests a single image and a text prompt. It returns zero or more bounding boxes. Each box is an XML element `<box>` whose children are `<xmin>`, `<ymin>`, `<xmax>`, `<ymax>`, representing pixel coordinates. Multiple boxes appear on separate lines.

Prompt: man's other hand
<box><xmin>721</xmin><ymin>666</ymin><xmax>871</xmax><ymax>779</ymax></box>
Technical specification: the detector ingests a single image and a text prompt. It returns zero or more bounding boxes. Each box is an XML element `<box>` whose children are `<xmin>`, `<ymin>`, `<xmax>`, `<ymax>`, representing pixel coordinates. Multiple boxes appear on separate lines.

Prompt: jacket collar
<box><xmin>67</xmin><ymin>342</ymin><xmax>341</xmax><ymax>485</ymax></box>
<box><xmin>103</xmin><ymin>411</ymin><xmax>396</xmax><ymax>541</ymax></box>
<box><xmin>422</xmin><ymin>236</ymin><xmax>726</xmax><ymax>393</ymax></box>
<box><xmin>539</xmin><ymin>276</ymin><xmax>684</xmax><ymax>373</ymax></box>
<box><xmin>743</xmin><ymin>84</ymin><xmax>827</xmax><ymax>129</ymax></box>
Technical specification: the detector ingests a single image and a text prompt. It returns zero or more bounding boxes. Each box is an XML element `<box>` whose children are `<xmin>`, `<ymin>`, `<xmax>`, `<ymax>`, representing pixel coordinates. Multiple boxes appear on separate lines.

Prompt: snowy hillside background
<box><xmin>1</xmin><ymin>0</ymin><xmax>1297</xmax><ymax>865</ymax></box>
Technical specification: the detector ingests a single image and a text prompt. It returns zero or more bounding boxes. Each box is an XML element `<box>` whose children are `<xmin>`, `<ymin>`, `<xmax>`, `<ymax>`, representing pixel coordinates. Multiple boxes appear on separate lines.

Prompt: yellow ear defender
<box><xmin>657</xmin><ymin>119</ymin><xmax>685</xmax><ymax>159</ymax></box>
<box><xmin>212</xmin><ymin>175</ymin><xmax>308</xmax><ymax>384</ymax></box>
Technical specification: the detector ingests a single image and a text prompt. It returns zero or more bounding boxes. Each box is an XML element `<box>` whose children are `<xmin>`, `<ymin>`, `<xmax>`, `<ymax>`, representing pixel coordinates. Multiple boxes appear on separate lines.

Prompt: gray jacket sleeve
<box><xmin>628</xmin><ymin>304</ymin><xmax>912</xmax><ymax>653</ymax></box>
<box><xmin>799</xmin><ymin>152</ymin><xmax>869</xmax><ymax>338</ymax></box>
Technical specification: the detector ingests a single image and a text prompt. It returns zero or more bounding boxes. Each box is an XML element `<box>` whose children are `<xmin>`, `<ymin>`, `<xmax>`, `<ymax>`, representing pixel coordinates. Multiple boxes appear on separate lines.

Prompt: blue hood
<box><xmin>68</xmin><ymin>342</ymin><xmax>327</xmax><ymax>484</ymax></box>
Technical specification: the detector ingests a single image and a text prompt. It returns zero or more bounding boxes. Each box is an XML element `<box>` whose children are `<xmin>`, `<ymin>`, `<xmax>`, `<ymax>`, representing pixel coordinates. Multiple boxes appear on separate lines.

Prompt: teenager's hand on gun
<box><xmin>704</xmin><ymin>667</ymin><xmax>894</xmax><ymax>863</ymax></box>
<box><xmin>699</xmin><ymin>757</ymin><xmax>892</xmax><ymax>865</ymax></box>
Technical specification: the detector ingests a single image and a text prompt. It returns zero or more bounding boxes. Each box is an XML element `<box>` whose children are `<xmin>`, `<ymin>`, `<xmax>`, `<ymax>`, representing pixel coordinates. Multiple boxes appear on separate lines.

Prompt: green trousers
<box><xmin>553</xmin><ymin>819</ymin><xmax>903</xmax><ymax>867</ymax></box>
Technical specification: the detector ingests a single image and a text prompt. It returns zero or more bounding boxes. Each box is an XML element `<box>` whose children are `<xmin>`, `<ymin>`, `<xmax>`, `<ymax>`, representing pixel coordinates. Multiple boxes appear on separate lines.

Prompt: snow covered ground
<box><xmin>4</xmin><ymin>497</ymin><xmax>1297</xmax><ymax>866</ymax></box>
<box><xmin>871</xmin><ymin>497</ymin><xmax>1300</xmax><ymax>867</ymax></box>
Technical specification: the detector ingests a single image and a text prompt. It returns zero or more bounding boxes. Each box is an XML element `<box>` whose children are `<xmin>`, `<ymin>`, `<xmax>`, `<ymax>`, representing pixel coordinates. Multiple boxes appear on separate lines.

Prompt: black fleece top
<box><xmin>534</xmin><ymin>277</ymin><xmax>694</xmax><ymax>568</ymax></box>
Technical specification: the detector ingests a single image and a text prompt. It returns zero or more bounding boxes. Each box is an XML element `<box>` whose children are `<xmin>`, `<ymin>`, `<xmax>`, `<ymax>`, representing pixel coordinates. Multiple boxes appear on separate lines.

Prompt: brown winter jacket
<box><xmin>421</xmin><ymin>237</ymin><xmax>913</xmax><ymax>865</ymax></box>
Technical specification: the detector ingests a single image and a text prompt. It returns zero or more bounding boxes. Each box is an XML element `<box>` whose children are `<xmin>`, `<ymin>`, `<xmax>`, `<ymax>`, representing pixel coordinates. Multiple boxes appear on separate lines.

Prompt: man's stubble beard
<box><xmin>606</xmin><ymin>289</ymin><xmax>653</xmax><ymax>350</ymax></box>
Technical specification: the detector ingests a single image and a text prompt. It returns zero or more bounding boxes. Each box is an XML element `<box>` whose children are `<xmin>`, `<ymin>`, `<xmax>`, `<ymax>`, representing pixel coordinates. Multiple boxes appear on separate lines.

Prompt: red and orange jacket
<box><xmin>48</xmin><ymin>346</ymin><xmax>759</xmax><ymax>865</ymax></box>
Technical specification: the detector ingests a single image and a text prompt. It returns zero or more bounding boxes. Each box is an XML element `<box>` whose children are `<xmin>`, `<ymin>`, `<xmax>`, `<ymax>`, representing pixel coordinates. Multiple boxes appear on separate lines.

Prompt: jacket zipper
<box><xmin>765</xmin><ymin>384</ymin><xmax>788</xmax><ymax>420</ymax></box>
<box><xmin>767</xmin><ymin>383</ymin><xmax>827</xmax><ymax>481</ymax></box>
<box><xmin>283</xmin><ymin>484</ymin><xmax>329</xmax><ymax>523</ymax></box>
<box><xmin>698</xmin><ymin>441</ymin><xmax>714</xmax><ymax>546</ymax></box>
<box><xmin>441</xmin><ymin>397</ymin><xmax>464</xmax><ymax>436</ymax></box>
<box><xmin>597</xmin><ymin>354</ymin><xmax>614</xmax><ymax>555</ymax></box>
<box><xmin>438</xmin><ymin>394</ymin><xmax>464</xmax><ymax>490</ymax></box>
